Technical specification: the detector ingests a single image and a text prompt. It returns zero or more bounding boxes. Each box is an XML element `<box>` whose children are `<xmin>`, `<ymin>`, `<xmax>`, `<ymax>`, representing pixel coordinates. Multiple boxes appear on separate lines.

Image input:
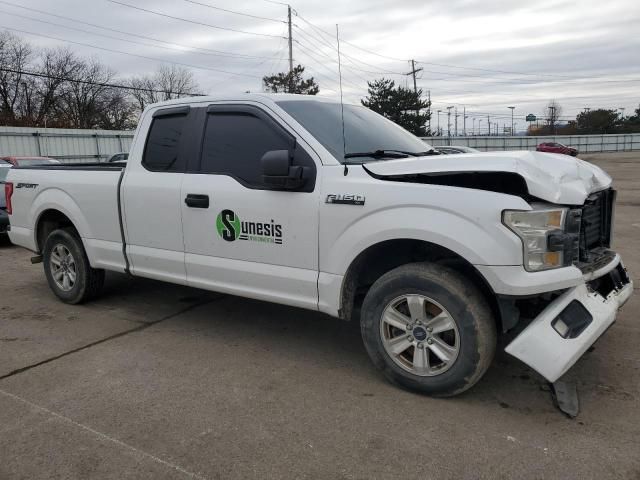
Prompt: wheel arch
<box><xmin>339</xmin><ymin>238</ymin><xmax>502</xmax><ymax>331</ymax></box>
<box><xmin>35</xmin><ymin>208</ymin><xmax>79</xmax><ymax>253</ymax></box>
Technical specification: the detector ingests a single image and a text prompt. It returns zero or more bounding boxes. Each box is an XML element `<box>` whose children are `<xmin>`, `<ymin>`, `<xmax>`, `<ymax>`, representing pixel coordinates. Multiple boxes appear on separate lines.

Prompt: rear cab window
<box><xmin>142</xmin><ymin>107</ymin><xmax>190</xmax><ymax>172</ymax></box>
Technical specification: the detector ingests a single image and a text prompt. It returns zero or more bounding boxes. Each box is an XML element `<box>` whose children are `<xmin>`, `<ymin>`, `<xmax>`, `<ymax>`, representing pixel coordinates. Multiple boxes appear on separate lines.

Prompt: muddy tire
<box><xmin>360</xmin><ymin>262</ymin><xmax>496</xmax><ymax>397</ymax></box>
<box><xmin>43</xmin><ymin>228</ymin><xmax>104</xmax><ymax>304</ymax></box>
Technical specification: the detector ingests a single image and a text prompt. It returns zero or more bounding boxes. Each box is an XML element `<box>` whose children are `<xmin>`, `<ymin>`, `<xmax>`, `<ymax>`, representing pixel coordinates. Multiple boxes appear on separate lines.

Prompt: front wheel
<box><xmin>360</xmin><ymin>262</ymin><xmax>497</xmax><ymax>397</ymax></box>
<box><xmin>43</xmin><ymin>228</ymin><xmax>105</xmax><ymax>304</ymax></box>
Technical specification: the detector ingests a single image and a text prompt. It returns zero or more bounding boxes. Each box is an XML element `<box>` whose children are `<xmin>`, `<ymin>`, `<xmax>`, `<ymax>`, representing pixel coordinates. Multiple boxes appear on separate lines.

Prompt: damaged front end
<box><xmin>505</xmin><ymin>260</ymin><xmax>632</xmax><ymax>382</ymax></box>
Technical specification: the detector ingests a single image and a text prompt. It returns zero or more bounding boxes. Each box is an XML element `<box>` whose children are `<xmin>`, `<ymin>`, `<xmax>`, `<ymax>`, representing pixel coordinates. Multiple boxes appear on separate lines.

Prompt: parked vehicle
<box><xmin>0</xmin><ymin>161</ymin><xmax>11</xmax><ymax>235</ymax></box>
<box><xmin>1</xmin><ymin>156</ymin><xmax>60</xmax><ymax>167</ymax></box>
<box><xmin>5</xmin><ymin>94</ymin><xmax>632</xmax><ymax>397</ymax></box>
<box><xmin>435</xmin><ymin>146</ymin><xmax>481</xmax><ymax>154</ymax></box>
<box><xmin>536</xmin><ymin>142</ymin><xmax>578</xmax><ymax>156</ymax></box>
<box><xmin>107</xmin><ymin>152</ymin><xmax>128</xmax><ymax>163</ymax></box>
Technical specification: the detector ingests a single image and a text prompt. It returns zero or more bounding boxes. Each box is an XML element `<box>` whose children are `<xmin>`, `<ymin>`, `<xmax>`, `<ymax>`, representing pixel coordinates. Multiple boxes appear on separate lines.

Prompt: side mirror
<box><xmin>261</xmin><ymin>150</ymin><xmax>305</xmax><ymax>190</ymax></box>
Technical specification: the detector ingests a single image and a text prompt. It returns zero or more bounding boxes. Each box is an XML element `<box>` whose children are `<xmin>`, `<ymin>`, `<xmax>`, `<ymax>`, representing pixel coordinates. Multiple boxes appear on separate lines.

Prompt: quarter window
<box><xmin>142</xmin><ymin>113</ymin><xmax>188</xmax><ymax>172</ymax></box>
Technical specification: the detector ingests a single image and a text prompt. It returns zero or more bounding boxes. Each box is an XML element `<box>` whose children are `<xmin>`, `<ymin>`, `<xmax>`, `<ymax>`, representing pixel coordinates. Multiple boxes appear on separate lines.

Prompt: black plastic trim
<box><xmin>152</xmin><ymin>105</ymin><xmax>190</xmax><ymax>118</ymax></box>
<box><xmin>116</xmin><ymin>169</ymin><xmax>131</xmax><ymax>275</ymax></box>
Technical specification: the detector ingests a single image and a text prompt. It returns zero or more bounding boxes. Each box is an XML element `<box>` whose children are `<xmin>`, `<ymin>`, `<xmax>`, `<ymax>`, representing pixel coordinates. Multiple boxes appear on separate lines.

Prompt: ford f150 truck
<box><xmin>5</xmin><ymin>94</ymin><xmax>633</xmax><ymax>396</ymax></box>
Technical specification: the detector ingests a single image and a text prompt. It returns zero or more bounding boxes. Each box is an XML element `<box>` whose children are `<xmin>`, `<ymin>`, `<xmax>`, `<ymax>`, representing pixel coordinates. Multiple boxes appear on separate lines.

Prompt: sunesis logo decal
<box><xmin>216</xmin><ymin>209</ymin><xmax>283</xmax><ymax>244</ymax></box>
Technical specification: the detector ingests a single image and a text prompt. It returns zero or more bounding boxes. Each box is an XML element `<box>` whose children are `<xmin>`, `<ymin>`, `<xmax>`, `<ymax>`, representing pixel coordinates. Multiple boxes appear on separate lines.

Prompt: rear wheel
<box><xmin>360</xmin><ymin>262</ymin><xmax>497</xmax><ymax>396</ymax></box>
<box><xmin>43</xmin><ymin>228</ymin><xmax>104</xmax><ymax>304</ymax></box>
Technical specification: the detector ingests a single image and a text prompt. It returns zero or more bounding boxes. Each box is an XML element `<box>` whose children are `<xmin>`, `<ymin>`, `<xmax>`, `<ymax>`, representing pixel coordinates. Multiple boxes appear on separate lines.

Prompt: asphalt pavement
<box><xmin>1</xmin><ymin>151</ymin><xmax>638</xmax><ymax>479</ymax></box>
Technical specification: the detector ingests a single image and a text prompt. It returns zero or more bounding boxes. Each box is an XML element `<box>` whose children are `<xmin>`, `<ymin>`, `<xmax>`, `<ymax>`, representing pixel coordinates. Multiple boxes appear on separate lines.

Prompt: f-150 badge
<box><xmin>326</xmin><ymin>194</ymin><xmax>365</xmax><ymax>206</ymax></box>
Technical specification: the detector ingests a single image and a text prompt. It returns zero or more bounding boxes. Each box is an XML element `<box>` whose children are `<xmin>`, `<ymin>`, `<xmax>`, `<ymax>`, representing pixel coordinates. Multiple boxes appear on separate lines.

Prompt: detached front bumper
<box><xmin>505</xmin><ymin>260</ymin><xmax>633</xmax><ymax>382</ymax></box>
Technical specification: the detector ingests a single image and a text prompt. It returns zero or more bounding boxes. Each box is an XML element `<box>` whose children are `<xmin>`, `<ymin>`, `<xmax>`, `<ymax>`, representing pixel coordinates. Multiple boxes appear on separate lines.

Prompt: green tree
<box><xmin>361</xmin><ymin>78</ymin><xmax>431</xmax><ymax>136</ymax></box>
<box><xmin>262</xmin><ymin>64</ymin><xmax>319</xmax><ymax>95</ymax></box>
<box><xmin>620</xmin><ymin>105</ymin><xmax>640</xmax><ymax>133</ymax></box>
<box><xmin>576</xmin><ymin>109</ymin><xmax>620</xmax><ymax>134</ymax></box>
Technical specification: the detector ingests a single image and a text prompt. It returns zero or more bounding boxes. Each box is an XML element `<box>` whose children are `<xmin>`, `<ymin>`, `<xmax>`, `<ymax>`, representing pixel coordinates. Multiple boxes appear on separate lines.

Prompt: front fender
<box><xmin>321</xmin><ymin>204</ymin><xmax>525</xmax><ymax>276</ymax></box>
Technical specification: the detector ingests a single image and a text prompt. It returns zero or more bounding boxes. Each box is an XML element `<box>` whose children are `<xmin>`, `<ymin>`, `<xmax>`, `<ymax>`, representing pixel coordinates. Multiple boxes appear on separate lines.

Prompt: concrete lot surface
<box><xmin>1</xmin><ymin>152</ymin><xmax>639</xmax><ymax>479</ymax></box>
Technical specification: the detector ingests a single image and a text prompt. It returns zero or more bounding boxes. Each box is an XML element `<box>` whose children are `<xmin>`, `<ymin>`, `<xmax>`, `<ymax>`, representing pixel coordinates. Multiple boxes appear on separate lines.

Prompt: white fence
<box><xmin>0</xmin><ymin>126</ymin><xmax>134</xmax><ymax>163</ymax></box>
<box><xmin>1</xmin><ymin>127</ymin><xmax>638</xmax><ymax>161</ymax></box>
<box><xmin>421</xmin><ymin>133</ymin><xmax>640</xmax><ymax>153</ymax></box>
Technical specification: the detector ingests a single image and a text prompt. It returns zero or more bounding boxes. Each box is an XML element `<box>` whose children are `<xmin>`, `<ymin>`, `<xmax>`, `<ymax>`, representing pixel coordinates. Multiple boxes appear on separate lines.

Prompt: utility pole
<box><xmin>427</xmin><ymin>90</ymin><xmax>431</xmax><ymax>134</ymax></box>
<box><xmin>287</xmin><ymin>5</ymin><xmax>293</xmax><ymax>93</ymax></box>
<box><xmin>487</xmin><ymin>115</ymin><xmax>490</xmax><ymax>136</ymax></box>
<box><xmin>473</xmin><ymin>118</ymin><xmax>476</xmax><ymax>135</ymax></box>
<box><xmin>447</xmin><ymin>106</ymin><xmax>453</xmax><ymax>141</ymax></box>
<box><xmin>463</xmin><ymin>107</ymin><xmax>466</xmax><ymax>136</ymax></box>
<box><xmin>454</xmin><ymin>107</ymin><xmax>458</xmax><ymax>137</ymax></box>
<box><xmin>508</xmin><ymin>106</ymin><xmax>515</xmax><ymax>136</ymax></box>
<box><xmin>404</xmin><ymin>60</ymin><xmax>424</xmax><ymax>121</ymax></box>
<box><xmin>437</xmin><ymin>110</ymin><xmax>442</xmax><ymax>136</ymax></box>
<box><xmin>548</xmin><ymin>105</ymin><xmax>556</xmax><ymax>135</ymax></box>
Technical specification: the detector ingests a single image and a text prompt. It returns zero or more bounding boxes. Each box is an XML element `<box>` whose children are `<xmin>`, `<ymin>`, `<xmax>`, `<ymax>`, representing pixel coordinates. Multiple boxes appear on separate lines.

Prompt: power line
<box><xmin>0</xmin><ymin>0</ymin><xmax>278</xmax><ymax>60</ymax></box>
<box><xmin>0</xmin><ymin>9</ymin><xmax>281</xmax><ymax>64</ymax></box>
<box><xmin>0</xmin><ymin>25</ymin><xmax>264</xmax><ymax>79</ymax></box>
<box><xmin>0</xmin><ymin>66</ymin><xmax>204</xmax><ymax>96</ymax></box>
<box><xmin>291</xmin><ymin>8</ymin><xmax>640</xmax><ymax>83</ymax></box>
<box><xmin>107</xmin><ymin>0</ymin><xmax>286</xmax><ymax>39</ymax></box>
<box><xmin>181</xmin><ymin>0</ymin><xmax>286</xmax><ymax>23</ymax></box>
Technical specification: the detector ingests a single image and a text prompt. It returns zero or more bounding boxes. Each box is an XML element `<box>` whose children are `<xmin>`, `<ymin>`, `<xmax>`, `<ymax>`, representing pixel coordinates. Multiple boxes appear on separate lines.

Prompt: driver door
<box><xmin>180</xmin><ymin>104</ymin><xmax>320</xmax><ymax>310</ymax></box>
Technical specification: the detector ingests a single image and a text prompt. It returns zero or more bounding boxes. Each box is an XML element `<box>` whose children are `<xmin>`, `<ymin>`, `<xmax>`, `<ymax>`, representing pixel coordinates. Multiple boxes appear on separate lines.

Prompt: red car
<box><xmin>536</xmin><ymin>142</ymin><xmax>578</xmax><ymax>156</ymax></box>
<box><xmin>0</xmin><ymin>156</ymin><xmax>60</xmax><ymax>166</ymax></box>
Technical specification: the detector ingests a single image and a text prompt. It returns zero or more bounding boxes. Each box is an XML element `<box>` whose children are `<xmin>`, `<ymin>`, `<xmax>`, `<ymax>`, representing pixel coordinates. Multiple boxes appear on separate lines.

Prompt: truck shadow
<box><xmin>95</xmin><ymin>271</ymin><xmax>556</xmax><ymax>414</ymax></box>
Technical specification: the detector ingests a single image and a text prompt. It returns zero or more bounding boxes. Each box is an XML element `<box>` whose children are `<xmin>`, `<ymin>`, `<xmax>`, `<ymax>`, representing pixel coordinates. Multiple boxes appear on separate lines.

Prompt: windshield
<box><xmin>277</xmin><ymin>100</ymin><xmax>433</xmax><ymax>163</ymax></box>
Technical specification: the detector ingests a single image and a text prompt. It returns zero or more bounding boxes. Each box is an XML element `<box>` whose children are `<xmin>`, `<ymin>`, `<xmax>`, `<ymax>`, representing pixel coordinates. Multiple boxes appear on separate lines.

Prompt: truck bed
<box><xmin>6</xmin><ymin>164</ymin><xmax>127</xmax><ymax>271</ymax></box>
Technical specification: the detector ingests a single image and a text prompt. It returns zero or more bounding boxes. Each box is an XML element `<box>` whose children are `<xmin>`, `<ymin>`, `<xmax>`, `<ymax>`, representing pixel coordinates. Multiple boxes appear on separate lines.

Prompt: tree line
<box><xmin>0</xmin><ymin>31</ymin><xmax>199</xmax><ymax>130</ymax></box>
<box><xmin>2</xmin><ymin>30</ymin><xmax>637</xmax><ymax>136</ymax></box>
<box><xmin>528</xmin><ymin>100</ymin><xmax>640</xmax><ymax>135</ymax></box>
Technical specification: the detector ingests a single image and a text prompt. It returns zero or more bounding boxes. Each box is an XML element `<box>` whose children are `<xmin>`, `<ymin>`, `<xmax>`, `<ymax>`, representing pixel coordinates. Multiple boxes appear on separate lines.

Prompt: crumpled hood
<box><xmin>363</xmin><ymin>150</ymin><xmax>611</xmax><ymax>205</ymax></box>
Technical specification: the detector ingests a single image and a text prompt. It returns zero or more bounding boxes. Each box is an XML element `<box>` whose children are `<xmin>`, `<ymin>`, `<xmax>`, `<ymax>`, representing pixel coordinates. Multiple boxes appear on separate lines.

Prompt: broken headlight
<box><xmin>502</xmin><ymin>207</ymin><xmax>574</xmax><ymax>271</ymax></box>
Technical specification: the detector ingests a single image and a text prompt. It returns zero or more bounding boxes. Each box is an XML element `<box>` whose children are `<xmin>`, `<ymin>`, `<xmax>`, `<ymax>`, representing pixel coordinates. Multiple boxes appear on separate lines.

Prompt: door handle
<box><xmin>185</xmin><ymin>194</ymin><xmax>209</xmax><ymax>208</ymax></box>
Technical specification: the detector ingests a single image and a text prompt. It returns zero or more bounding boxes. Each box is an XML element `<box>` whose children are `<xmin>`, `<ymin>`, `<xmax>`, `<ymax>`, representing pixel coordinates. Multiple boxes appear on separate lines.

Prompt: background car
<box><xmin>435</xmin><ymin>146</ymin><xmax>481</xmax><ymax>154</ymax></box>
<box><xmin>0</xmin><ymin>160</ymin><xmax>11</xmax><ymax>235</ymax></box>
<box><xmin>536</xmin><ymin>142</ymin><xmax>578</xmax><ymax>156</ymax></box>
<box><xmin>107</xmin><ymin>152</ymin><xmax>129</xmax><ymax>163</ymax></box>
<box><xmin>0</xmin><ymin>156</ymin><xmax>61</xmax><ymax>166</ymax></box>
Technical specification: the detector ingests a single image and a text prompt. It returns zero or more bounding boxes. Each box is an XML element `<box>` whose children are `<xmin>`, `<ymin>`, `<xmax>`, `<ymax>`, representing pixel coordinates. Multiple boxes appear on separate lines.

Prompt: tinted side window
<box><xmin>143</xmin><ymin>114</ymin><xmax>188</xmax><ymax>172</ymax></box>
<box><xmin>200</xmin><ymin>112</ymin><xmax>291</xmax><ymax>186</ymax></box>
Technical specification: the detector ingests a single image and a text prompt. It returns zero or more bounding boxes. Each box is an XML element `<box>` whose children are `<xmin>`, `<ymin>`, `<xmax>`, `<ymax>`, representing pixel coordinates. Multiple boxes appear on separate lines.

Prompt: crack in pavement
<box><xmin>0</xmin><ymin>295</ymin><xmax>224</xmax><ymax>381</ymax></box>
<box><xmin>0</xmin><ymin>387</ymin><xmax>210</xmax><ymax>480</ymax></box>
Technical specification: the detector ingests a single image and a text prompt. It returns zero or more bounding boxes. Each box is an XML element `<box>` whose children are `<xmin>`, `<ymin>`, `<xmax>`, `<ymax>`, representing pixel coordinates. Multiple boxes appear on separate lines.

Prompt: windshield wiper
<box><xmin>413</xmin><ymin>149</ymin><xmax>441</xmax><ymax>156</ymax></box>
<box><xmin>344</xmin><ymin>149</ymin><xmax>410</xmax><ymax>160</ymax></box>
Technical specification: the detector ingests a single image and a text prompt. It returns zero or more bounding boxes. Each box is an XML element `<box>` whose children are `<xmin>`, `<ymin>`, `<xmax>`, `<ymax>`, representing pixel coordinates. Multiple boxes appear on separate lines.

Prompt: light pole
<box><xmin>508</xmin><ymin>106</ymin><xmax>515</xmax><ymax>135</ymax></box>
<box><xmin>437</xmin><ymin>110</ymin><xmax>442</xmax><ymax>136</ymax></box>
<box><xmin>479</xmin><ymin>119</ymin><xmax>483</xmax><ymax>136</ymax></box>
<box><xmin>446</xmin><ymin>106</ymin><xmax>454</xmax><ymax>140</ymax></box>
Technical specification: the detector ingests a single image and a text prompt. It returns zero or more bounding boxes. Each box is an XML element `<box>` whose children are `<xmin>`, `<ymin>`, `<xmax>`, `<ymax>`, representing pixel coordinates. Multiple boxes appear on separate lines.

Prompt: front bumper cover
<box><xmin>505</xmin><ymin>261</ymin><xmax>633</xmax><ymax>382</ymax></box>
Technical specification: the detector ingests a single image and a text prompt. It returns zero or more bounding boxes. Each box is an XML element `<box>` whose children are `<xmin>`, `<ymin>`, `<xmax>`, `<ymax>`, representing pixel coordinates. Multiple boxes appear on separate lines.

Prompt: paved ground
<box><xmin>1</xmin><ymin>151</ymin><xmax>639</xmax><ymax>480</ymax></box>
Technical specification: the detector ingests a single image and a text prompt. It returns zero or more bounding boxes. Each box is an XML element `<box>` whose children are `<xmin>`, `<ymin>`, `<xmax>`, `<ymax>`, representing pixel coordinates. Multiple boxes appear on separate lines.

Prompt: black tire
<box><xmin>360</xmin><ymin>262</ymin><xmax>496</xmax><ymax>397</ymax></box>
<box><xmin>43</xmin><ymin>228</ymin><xmax>105</xmax><ymax>304</ymax></box>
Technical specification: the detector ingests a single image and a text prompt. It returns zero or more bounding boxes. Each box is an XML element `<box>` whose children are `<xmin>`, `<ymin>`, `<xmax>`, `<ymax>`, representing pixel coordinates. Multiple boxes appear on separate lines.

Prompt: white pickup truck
<box><xmin>5</xmin><ymin>94</ymin><xmax>633</xmax><ymax>396</ymax></box>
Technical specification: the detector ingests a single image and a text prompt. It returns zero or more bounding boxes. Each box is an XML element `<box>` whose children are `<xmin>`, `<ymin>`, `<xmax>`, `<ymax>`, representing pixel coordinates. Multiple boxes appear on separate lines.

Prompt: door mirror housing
<box><xmin>261</xmin><ymin>150</ymin><xmax>305</xmax><ymax>190</ymax></box>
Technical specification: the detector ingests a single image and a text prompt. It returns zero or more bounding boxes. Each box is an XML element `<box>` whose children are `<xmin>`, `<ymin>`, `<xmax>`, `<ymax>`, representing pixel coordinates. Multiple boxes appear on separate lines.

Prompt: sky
<box><xmin>0</xmin><ymin>0</ymin><xmax>639</xmax><ymax>133</ymax></box>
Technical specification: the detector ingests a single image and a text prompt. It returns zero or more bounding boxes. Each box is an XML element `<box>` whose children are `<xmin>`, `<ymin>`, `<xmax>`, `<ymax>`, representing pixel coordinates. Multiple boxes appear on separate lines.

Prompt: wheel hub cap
<box><xmin>50</xmin><ymin>244</ymin><xmax>76</xmax><ymax>292</ymax></box>
<box><xmin>412</xmin><ymin>326</ymin><xmax>428</xmax><ymax>341</ymax></box>
<box><xmin>380</xmin><ymin>294</ymin><xmax>460</xmax><ymax>377</ymax></box>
